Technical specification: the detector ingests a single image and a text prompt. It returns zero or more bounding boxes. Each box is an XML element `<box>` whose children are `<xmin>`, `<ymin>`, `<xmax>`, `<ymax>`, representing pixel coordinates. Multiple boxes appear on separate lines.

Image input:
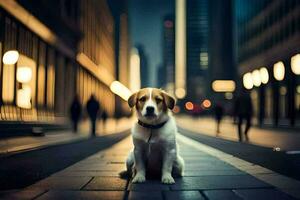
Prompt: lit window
<box><xmin>200</xmin><ymin>52</ymin><xmax>208</xmax><ymax>68</ymax></box>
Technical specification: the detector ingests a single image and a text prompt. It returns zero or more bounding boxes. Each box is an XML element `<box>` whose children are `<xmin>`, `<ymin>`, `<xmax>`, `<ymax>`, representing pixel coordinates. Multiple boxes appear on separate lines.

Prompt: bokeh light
<box><xmin>185</xmin><ymin>101</ymin><xmax>194</xmax><ymax>111</ymax></box>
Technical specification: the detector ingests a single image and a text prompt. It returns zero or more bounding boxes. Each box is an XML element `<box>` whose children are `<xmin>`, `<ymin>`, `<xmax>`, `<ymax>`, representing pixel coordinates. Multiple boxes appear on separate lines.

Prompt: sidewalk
<box><xmin>0</xmin><ymin>117</ymin><xmax>133</xmax><ymax>156</ymax></box>
<box><xmin>176</xmin><ymin>115</ymin><xmax>300</xmax><ymax>151</ymax></box>
<box><xmin>1</xmin><ymin>134</ymin><xmax>299</xmax><ymax>199</ymax></box>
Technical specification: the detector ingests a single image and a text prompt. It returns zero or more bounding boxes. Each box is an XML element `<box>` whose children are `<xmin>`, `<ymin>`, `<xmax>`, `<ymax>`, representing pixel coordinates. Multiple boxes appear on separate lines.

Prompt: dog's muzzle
<box><xmin>145</xmin><ymin>106</ymin><xmax>156</xmax><ymax>117</ymax></box>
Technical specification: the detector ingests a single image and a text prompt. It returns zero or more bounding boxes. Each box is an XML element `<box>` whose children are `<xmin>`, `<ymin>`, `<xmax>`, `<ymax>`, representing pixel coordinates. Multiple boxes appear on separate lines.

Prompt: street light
<box><xmin>175</xmin><ymin>0</ymin><xmax>186</xmax><ymax>99</ymax></box>
<box><xmin>175</xmin><ymin>88</ymin><xmax>186</xmax><ymax>99</ymax></box>
<box><xmin>185</xmin><ymin>101</ymin><xmax>193</xmax><ymax>111</ymax></box>
<box><xmin>129</xmin><ymin>48</ymin><xmax>141</xmax><ymax>92</ymax></box>
<box><xmin>212</xmin><ymin>80</ymin><xmax>235</xmax><ymax>92</ymax></box>
<box><xmin>17</xmin><ymin>85</ymin><xmax>31</xmax><ymax>109</ymax></box>
<box><xmin>243</xmin><ymin>72</ymin><xmax>253</xmax><ymax>90</ymax></box>
<box><xmin>251</xmin><ymin>69</ymin><xmax>261</xmax><ymax>87</ymax></box>
<box><xmin>110</xmin><ymin>81</ymin><xmax>132</xmax><ymax>101</ymax></box>
<box><xmin>17</xmin><ymin>66</ymin><xmax>32</xmax><ymax>83</ymax></box>
<box><xmin>2</xmin><ymin>50</ymin><xmax>19</xmax><ymax>65</ymax></box>
<box><xmin>273</xmin><ymin>61</ymin><xmax>285</xmax><ymax>81</ymax></box>
<box><xmin>291</xmin><ymin>54</ymin><xmax>300</xmax><ymax>75</ymax></box>
<box><xmin>202</xmin><ymin>99</ymin><xmax>211</xmax><ymax>109</ymax></box>
<box><xmin>259</xmin><ymin>67</ymin><xmax>269</xmax><ymax>84</ymax></box>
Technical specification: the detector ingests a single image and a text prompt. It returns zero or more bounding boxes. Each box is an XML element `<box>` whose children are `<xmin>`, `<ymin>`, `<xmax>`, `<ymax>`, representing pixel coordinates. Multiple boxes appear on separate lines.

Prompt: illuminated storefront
<box><xmin>0</xmin><ymin>0</ymin><xmax>130</xmax><ymax>124</ymax></box>
<box><xmin>236</xmin><ymin>0</ymin><xmax>300</xmax><ymax>127</ymax></box>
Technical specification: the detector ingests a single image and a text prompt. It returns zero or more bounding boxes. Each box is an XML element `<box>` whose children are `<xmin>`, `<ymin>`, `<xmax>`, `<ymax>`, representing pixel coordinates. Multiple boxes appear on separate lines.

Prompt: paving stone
<box><xmin>164</xmin><ymin>191</ymin><xmax>205</xmax><ymax>200</ymax></box>
<box><xmin>180</xmin><ymin>152</ymin><xmax>209</xmax><ymax>156</ymax></box>
<box><xmin>53</xmin><ymin>171</ymin><xmax>120</xmax><ymax>177</ymax></box>
<box><xmin>184</xmin><ymin>167</ymin><xmax>238</xmax><ymax>172</ymax></box>
<box><xmin>27</xmin><ymin>177</ymin><xmax>92</xmax><ymax>190</ymax></box>
<box><xmin>171</xmin><ymin>175</ymin><xmax>271</xmax><ymax>190</ymax></box>
<box><xmin>183</xmin><ymin>158</ymin><xmax>228</xmax><ymax>163</ymax></box>
<box><xmin>67</xmin><ymin>164</ymin><xmax>125</xmax><ymax>171</ymax></box>
<box><xmin>234</xmin><ymin>188</ymin><xmax>297</xmax><ymax>200</ymax></box>
<box><xmin>128</xmin><ymin>180</ymin><xmax>170</xmax><ymax>191</ymax></box>
<box><xmin>203</xmin><ymin>190</ymin><xmax>242</xmax><ymax>200</ymax></box>
<box><xmin>36</xmin><ymin>191</ymin><xmax>124</xmax><ymax>200</ymax></box>
<box><xmin>184</xmin><ymin>169</ymin><xmax>245</xmax><ymax>176</ymax></box>
<box><xmin>255</xmin><ymin>174</ymin><xmax>300</xmax><ymax>189</ymax></box>
<box><xmin>0</xmin><ymin>189</ymin><xmax>45</xmax><ymax>200</ymax></box>
<box><xmin>84</xmin><ymin>177</ymin><xmax>127</xmax><ymax>190</ymax></box>
<box><xmin>184</xmin><ymin>164</ymin><xmax>236</xmax><ymax>171</ymax></box>
<box><xmin>128</xmin><ymin>191</ymin><xmax>163</xmax><ymax>200</ymax></box>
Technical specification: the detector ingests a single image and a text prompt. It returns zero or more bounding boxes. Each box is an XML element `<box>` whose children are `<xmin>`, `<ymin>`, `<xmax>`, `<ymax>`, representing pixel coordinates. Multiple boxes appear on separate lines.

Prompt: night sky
<box><xmin>129</xmin><ymin>0</ymin><xmax>174</xmax><ymax>86</ymax></box>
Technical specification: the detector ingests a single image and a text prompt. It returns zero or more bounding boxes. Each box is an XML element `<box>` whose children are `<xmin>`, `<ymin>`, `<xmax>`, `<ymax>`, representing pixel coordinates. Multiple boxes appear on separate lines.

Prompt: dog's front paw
<box><xmin>132</xmin><ymin>173</ymin><xmax>146</xmax><ymax>183</ymax></box>
<box><xmin>161</xmin><ymin>174</ymin><xmax>175</xmax><ymax>184</ymax></box>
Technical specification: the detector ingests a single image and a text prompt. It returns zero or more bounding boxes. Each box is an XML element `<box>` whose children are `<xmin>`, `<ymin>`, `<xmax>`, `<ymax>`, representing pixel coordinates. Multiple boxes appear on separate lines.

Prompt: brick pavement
<box><xmin>0</xmin><ymin>135</ymin><xmax>298</xmax><ymax>200</ymax></box>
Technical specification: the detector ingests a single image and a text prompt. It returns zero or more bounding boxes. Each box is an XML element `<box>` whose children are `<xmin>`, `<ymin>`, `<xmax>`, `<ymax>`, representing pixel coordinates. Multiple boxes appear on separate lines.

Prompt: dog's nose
<box><xmin>146</xmin><ymin>106</ymin><xmax>155</xmax><ymax>114</ymax></box>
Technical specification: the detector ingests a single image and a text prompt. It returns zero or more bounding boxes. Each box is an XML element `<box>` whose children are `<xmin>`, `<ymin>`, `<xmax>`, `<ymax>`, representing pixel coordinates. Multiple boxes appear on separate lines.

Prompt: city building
<box><xmin>235</xmin><ymin>0</ymin><xmax>300</xmax><ymax>127</ymax></box>
<box><xmin>0</xmin><ymin>0</ymin><xmax>130</xmax><ymax>133</ymax></box>
<box><xmin>135</xmin><ymin>44</ymin><xmax>149</xmax><ymax>88</ymax></box>
<box><xmin>174</xmin><ymin>0</ymin><xmax>235</xmax><ymax>114</ymax></box>
<box><xmin>186</xmin><ymin>0</ymin><xmax>209</xmax><ymax>102</ymax></box>
<box><xmin>208</xmin><ymin>0</ymin><xmax>236</xmax><ymax>104</ymax></box>
<box><xmin>109</xmin><ymin>0</ymin><xmax>131</xmax><ymax>117</ymax></box>
<box><xmin>162</xmin><ymin>15</ymin><xmax>175</xmax><ymax>96</ymax></box>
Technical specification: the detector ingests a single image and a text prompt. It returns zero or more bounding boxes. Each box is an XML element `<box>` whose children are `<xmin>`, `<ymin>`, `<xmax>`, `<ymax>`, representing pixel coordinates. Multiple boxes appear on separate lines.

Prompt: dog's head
<box><xmin>128</xmin><ymin>88</ymin><xmax>175</xmax><ymax>124</ymax></box>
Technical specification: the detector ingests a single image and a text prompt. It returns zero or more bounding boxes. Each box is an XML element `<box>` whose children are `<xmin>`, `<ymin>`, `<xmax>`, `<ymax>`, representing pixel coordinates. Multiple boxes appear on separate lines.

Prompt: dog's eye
<box><xmin>156</xmin><ymin>98</ymin><xmax>163</xmax><ymax>103</ymax></box>
<box><xmin>139</xmin><ymin>97</ymin><xmax>146</xmax><ymax>102</ymax></box>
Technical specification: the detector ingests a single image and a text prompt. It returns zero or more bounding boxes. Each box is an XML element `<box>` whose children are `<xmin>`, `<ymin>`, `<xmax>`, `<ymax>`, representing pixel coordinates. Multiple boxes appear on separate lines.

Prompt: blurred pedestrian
<box><xmin>70</xmin><ymin>95</ymin><xmax>82</xmax><ymax>133</ymax></box>
<box><xmin>86</xmin><ymin>94</ymin><xmax>100</xmax><ymax>136</ymax></box>
<box><xmin>102</xmin><ymin>109</ymin><xmax>108</xmax><ymax>132</ymax></box>
<box><xmin>214</xmin><ymin>103</ymin><xmax>224</xmax><ymax>134</ymax></box>
<box><xmin>234</xmin><ymin>89</ymin><xmax>253</xmax><ymax>142</ymax></box>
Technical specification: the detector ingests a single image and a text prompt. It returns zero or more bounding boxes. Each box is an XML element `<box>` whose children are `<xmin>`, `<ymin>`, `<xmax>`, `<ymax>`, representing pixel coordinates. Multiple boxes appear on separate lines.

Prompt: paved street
<box><xmin>1</xmin><ymin>133</ymin><xmax>299</xmax><ymax>200</ymax></box>
<box><xmin>0</xmin><ymin>132</ymin><xmax>129</xmax><ymax>190</ymax></box>
<box><xmin>0</xmin><ymin>118</ymin><xmax>133</xmax><ymax>156</ymax></box>
<box><xmin>176</xmin><ymin>116</ymin><xmax>300</xmax><ymax>182</ymax></box>
<box><xmin>176</xmin><ymin>115</ymin><xmax>300</xmax><ymax>151</ymax></box>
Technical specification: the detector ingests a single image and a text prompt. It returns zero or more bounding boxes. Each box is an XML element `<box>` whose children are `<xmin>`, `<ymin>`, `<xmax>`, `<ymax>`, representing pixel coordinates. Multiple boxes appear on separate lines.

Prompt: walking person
<box><xmin>101</xmin><ymin>109</ymin><xmax>108</xmax><ymax>133</ymax></box>
<box><xmin>214</xmin><ymin>103</ymin><xmax>224</xmax><ymax>134</ymax></box>
<box><xmin>86</xmin><ymin>94</ymin><xmax>100</xmax><ymax>136</ymax></box>
<box><xmin>234</xmin><ymin>89</ymin><xmax>253</xmax><ymax>142</ymax></box>
<box><xmin>69</xmin><ymin>95</ymin><xmax>82</xmax><ymax>133</ymax></box>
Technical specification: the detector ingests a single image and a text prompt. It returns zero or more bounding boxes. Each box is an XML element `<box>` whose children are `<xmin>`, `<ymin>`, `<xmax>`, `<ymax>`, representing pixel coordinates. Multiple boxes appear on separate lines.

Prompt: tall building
<box><xmin>157</xmin><ymin>64</ymin><xmax>166</xmax><ymax>89</ymax></box>
<box><xmin>135</xmin><ymin>44</ymin><xmax>149</xmax><ymax>88</ymax></box>
<box><xmin>109</xmin><ymin>0</ymin><xmax>131</xmax><ymax>116</ymax></box>
<box><xmin>235</xmin><ymin>0</ymin><xmax>300</xmax><ymax>127</ymax></box>
<box><xmin>186</xmin><ymin>0</ymin><xmax>209</xmax><ymax>102</ymax></box>
<box><xmin>162</xmin><ymin>15</ymin><xmax>175</xmax><ymax>96</ymax></box>
<box><xmin>0</xmin><ymin>0</ymin><xmax>130</xmax><ymax>134</ymax></box>
<box><xmin>208</xmin><ymin>0</ymin><xmax>236</xmax><ymax>101</ymax></box>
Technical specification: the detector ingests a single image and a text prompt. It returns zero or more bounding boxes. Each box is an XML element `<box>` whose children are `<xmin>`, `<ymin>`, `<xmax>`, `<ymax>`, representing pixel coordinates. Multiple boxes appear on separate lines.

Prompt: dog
<box><xmin>125</xmin><ymin>88</ymin><xmax>184</xmax><ymax>184</ymax></box>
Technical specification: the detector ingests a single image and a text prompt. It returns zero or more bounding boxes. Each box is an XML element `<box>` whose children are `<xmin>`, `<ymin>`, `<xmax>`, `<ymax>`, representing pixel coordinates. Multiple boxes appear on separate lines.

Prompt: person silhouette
<box><xmin>234</xmin><ymin>89</ymin><xmax>253</xmax><ymax>142</ymax></box>
<box><xmin>101</xmin><ymin>109</ymin><xmax>108</xmax><ymax>132</ymax></box>
<box><xmin>86</xmin><ymin>94</ymin><xmax>100</xmax><ymax>136</ymax></box>
<box><xmin>214</xmin><ymin>103</ymin><xmax>224</xmax><ymax>134</ymax></box>
<box><xmin>69</xmin><ymin>95</ymin><xmax>82</xmax><ymax>132</ymax></box>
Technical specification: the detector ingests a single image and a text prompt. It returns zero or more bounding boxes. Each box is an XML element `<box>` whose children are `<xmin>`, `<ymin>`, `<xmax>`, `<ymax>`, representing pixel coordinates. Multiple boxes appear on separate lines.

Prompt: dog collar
<box><xmin>138</xmin><ymin>120</ymin><xmax>168</xmax><ymax>129</ymax></box>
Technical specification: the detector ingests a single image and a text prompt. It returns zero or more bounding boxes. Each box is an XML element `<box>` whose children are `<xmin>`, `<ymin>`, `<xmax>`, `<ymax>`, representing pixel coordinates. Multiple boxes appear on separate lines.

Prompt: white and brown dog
<box><xmin>126</xmin><ymin>88</ymin><xmax>184</xmax><ymax>184</ymax></box>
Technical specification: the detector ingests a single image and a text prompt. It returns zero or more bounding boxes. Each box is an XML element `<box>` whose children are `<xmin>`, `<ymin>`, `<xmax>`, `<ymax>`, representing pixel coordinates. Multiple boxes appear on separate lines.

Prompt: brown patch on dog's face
<box><xmin>152</xmin><ymin>88</ymin><xmax>166</xmax><ymax>112</ymax></box>
<box><xmin>135</xmin><ymin>88</ymin><xmax>150</xmax><ymax>111</ymax></box>
<box><xmin>128</xmin><ymin>88</ymin><xmax>149</xmax><ymax>110</ymax></box>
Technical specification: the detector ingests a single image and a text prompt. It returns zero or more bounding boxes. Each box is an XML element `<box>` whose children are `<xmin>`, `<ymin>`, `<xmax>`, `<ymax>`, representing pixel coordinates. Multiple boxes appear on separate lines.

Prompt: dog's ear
<box><xmin>162</xmin><ymin>91</ymin><xmax>175</xmax><ymax>110</ymax></box>
<box><xmin>128</xmin><ymin>92</ymin><xmax>137</xmax><ymax>108</ymax></box>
